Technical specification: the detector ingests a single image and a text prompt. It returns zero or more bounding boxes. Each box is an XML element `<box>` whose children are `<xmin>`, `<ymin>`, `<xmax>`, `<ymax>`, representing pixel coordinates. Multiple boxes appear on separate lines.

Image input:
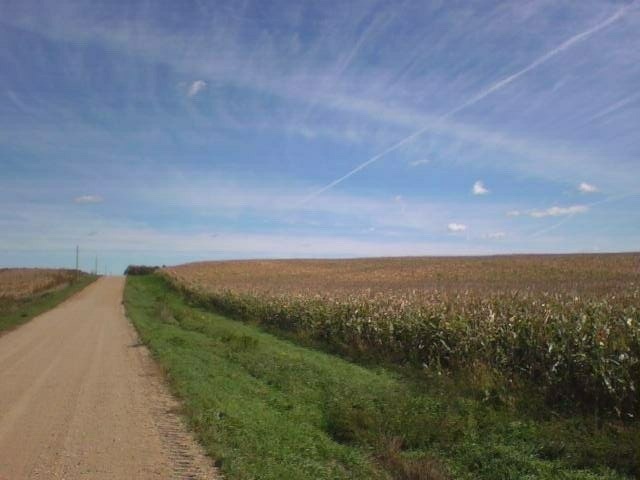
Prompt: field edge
<box><xmin>0</xmin><ymin>274</ymin><xmax>98</xmax><ymax>334</ymax></box>
<box><xmin>124</xmin><ymin>273</ymin><xmax>637</xmax><ymax>480</ymax></box>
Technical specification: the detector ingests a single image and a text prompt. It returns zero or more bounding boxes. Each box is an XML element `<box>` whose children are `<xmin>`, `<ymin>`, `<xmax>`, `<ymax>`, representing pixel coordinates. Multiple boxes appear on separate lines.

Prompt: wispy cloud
<box><xmin>529</xmin><ymin>205</ymin><xmax>588</xmax><ymax>218</ymax></box>
<box><xmin>578</xmin><ymin>182</ymin><xmax>599</xmax><ymax>193</ymax></box>
<box><xmin>299</xmin><ymin>4</ymin><xmax>633</xmax><ymax>203</ymax></box>
<box><xmin>6</xmin><ymin>1</ymin><xmax>638</xmax><ymax>192</ymax></box>
<box><xmin>507</xmin><ymin>204</ymin><xmax>590</xmax><ymax>218</ymax></box>
<box><xmin>187</xmin><ymin>80</ymin><xmax>207</xmax><ymax>97</ymax></box>
<box><xmin>408</xmin><ymin>159</ymin><xmax>429</xmax><ymax>167</ymax></box>
<box><xmin>447</xmin><ymin>223</ymin><xmax>467</xmax><ymax>232</ymax></box>
<box><xmin>530</xmin><ymin>192</ymin><xmax>640</xmax><ymax>238</ymax></box>
<box><xmin>135</xmin><ymin>174</ymin><xmax>477</xmax><ymax>235</ymax></box>
<box><xmin>472</xmin><ymin>180</ymin><xmax>490</xmax><ymax>195</ymax></box>
<box><xmin>309</xmin><ymin>95</ymin><xmax>627</xmax><ymax>187</ymax></box>
<box><xmin>445</xmin><ymin>4</ymin><xmax>634</xmax><ymax>118</ymax></box>
<box><xmin>0</xmin><ymin>203</ymin><xmax>499</xmax><ymax>268</ymax></box>
<box><xmin>73</xmin><ymin>195</ymin><xmax>103</xmax><ymax>204</ymax></box>
<box><xmin>1</xmin><ymin>0</ymin><xmax>639</xmax><ymax>266</ymax></box>
<box><xmin>484</xmin><ymin>231</ymin><xmax>506</xmax><ymax>239</ymax></box>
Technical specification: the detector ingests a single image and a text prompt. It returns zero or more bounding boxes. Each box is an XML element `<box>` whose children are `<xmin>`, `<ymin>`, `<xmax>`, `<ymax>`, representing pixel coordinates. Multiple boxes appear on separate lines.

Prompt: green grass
<box><xmin>124</xmin><ymin>274</ymin><xmax>638</xmax><ymax>480</ymax></box>
<box><xmin>0</xmin><ymin>274</ymin><xmax>98</xmax><ymax>333</ymax></box>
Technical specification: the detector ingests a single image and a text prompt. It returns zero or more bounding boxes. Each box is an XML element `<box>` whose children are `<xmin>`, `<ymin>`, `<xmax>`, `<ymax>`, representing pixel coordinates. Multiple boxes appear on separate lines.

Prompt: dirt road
<box><xmin>0</xmin><ymin>277</ymin><xmax>218</xmax><ymax>479</ymax></box>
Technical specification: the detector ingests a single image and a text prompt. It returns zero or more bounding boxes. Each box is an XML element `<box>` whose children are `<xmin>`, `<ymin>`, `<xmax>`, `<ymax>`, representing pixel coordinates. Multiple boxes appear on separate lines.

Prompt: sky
<box><xmin>1</xmin><ymin>0</ymin><xmax>639</xmax><ymax>274</ymax></box>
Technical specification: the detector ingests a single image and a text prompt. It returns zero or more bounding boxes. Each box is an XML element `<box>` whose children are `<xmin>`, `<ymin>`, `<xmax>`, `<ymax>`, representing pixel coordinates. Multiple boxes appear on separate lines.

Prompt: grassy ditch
<box><xmin>124</xmin><ymin>274</ymin><xmax>638</xmax><ymax>480</ymax></box>
<box><xmin>0</xmin><ymin>274</ymin><xmax>97</xmax><ymax>333</ymax></box>
<box><xmin>162</xmin><ymin>269</ymin><xmax>640</xmax><ymax>420</ymax></box>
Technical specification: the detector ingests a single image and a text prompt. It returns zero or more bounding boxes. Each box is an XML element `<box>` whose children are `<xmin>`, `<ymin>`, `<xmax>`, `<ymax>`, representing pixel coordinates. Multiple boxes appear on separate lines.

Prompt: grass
<box><xmin>124</xmin><ymin>274</ymin><xmax>638</xmax><ymax>480</ymax></box>
<box><xmin>0</xmin><ymin>274</ymin><xmax>97</xmax><ymax>334</ymax></box>
<box><xmin>162</xmin><ymin>254</ymin><xmax>640</xmax><ymax>419</ymax></box>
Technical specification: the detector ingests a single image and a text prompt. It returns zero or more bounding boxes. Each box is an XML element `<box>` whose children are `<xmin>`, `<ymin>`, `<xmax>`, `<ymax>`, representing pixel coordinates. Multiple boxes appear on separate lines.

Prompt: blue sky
<box><xmin>1</xmin><ymin>0</ymin><xmax>639</xmax><ymax>273</ymax></box>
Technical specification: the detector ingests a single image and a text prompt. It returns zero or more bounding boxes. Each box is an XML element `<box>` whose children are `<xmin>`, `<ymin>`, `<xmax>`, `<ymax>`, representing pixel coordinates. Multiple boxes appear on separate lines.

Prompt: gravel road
<box><xmin>0</xmin><ymin>276</ymin><xmax>218</xmax><ymax>479</ymax></box>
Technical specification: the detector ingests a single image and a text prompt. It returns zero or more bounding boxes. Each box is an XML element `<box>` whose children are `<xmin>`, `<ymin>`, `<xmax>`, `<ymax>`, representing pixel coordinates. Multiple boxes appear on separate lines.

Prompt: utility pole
<box><xmin>75</xmin><ymin>245</ymin><xmax>79</xmax><ymax>281</ymax></box>
<box><xmin>95</xmin><ymin>256</ymin><xmax>98</xmax><ymax>276</ymax></box>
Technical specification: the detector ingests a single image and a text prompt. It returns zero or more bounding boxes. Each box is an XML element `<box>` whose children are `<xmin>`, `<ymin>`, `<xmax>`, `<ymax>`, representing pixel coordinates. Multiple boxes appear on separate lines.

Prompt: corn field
<box><xmin>161</xmin><ymin>254</ymin><xmax>640</xmax><ymax>418</ymax></box>
<box><xmin>0</xmin><ymin>268</ymin><xmax>78</xmax><ymax>300</ymax></box>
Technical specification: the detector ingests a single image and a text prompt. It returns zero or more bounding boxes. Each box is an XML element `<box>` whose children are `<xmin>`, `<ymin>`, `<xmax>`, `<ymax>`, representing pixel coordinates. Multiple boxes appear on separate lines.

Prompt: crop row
<box><xmin>0</xmin><ymin>268</ymin><xmax>78</xmax><ymax>300</ymax></box>
<box><xmin>162</xmin><ymin>270</ymin><xmax>639</xmax><ymax>419</ymax></box>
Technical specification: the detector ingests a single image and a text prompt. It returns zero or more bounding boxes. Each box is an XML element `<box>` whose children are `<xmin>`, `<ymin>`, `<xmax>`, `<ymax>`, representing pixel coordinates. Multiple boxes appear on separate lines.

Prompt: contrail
<box><xmin>529</xmin><ymin>213</ymin><xmax>579</xmax><ymax>238</ymax></box>
<box><xmin>530</xmin><ymin>191</ymin><xmax>640</xmax><ymax>238</ymax></box>
<box><xmin>297</xmin><ymin>1</ymin><xmax>409</xmax><ymax>126</ymax></box>
<box><xmin>446</xmin><ymin>5</ymin><xmax>631</xmax><ymax>118</ymax></box>
<box><xmin>586</xmin><ymin>92</ymin><xmax>640</xmax><ymax>123</ymax></box>
<box><xmin>300</xmin><ymin>5</ymin><xmax>633</xmax><ymax>205</ymax></box>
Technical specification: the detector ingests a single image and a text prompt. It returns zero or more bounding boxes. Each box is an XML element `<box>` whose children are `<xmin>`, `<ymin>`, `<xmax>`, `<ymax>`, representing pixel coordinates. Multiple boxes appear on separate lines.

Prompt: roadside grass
<box><xmin>0</xmin><ymin>274</ymin><xmax>97</xmax><ymax>334</ymax></box>
<box><xmin>124</xmin><ymin>275</ymin><xmax>637</xmax><ymax>480</ymax></box>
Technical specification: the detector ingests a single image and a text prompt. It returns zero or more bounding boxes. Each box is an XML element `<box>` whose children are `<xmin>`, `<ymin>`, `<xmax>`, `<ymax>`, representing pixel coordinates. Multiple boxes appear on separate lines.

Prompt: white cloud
<box><xmin>73</xmin><ymin>195</ymin><xmax>103</xmax><ymax>204</ymax></box>
<box><xmin>506</xmin><ymin>210</ymin><xmax>521</xmax><ymax>217</ymax></box>
<box><xmin>187</xmin><ymin>80</ymin><xmax>207</xmax><ymax>97</ymax></box>
<box><xmin>472</xmin><ymin>180</ymin><xmax>490</xmax><ymax>195</ymax></box>
<box><xmin>485</xmin><ymin>231</ymin><xmax>506</xmax><ymax>239</ymax></box>
<box><xmin>578</xmin><ymin>182</ymin><xmax>599</xmax><ymax>193</ymax></box>
<box><xmin>408</xmin><ymin>159</ymin><xmax>430</xmax><ymax>167</ymax></box>
<box><xmin>447</xmin><ymin>223</ymin><xmax>467</xmax><ymax>232</ymax></box>
<box><xmin>529</xmin><ymin>205</ymin><xmax>588</xmax><ymax>218</ymax></box>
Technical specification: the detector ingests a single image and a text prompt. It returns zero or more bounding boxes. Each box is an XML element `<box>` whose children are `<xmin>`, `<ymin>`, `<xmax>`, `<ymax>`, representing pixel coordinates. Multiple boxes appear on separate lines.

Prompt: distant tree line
<box><xmin>124</xmin><ymin>265</ymin><xmax>161</xmax><ymax>275</ymax></box>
